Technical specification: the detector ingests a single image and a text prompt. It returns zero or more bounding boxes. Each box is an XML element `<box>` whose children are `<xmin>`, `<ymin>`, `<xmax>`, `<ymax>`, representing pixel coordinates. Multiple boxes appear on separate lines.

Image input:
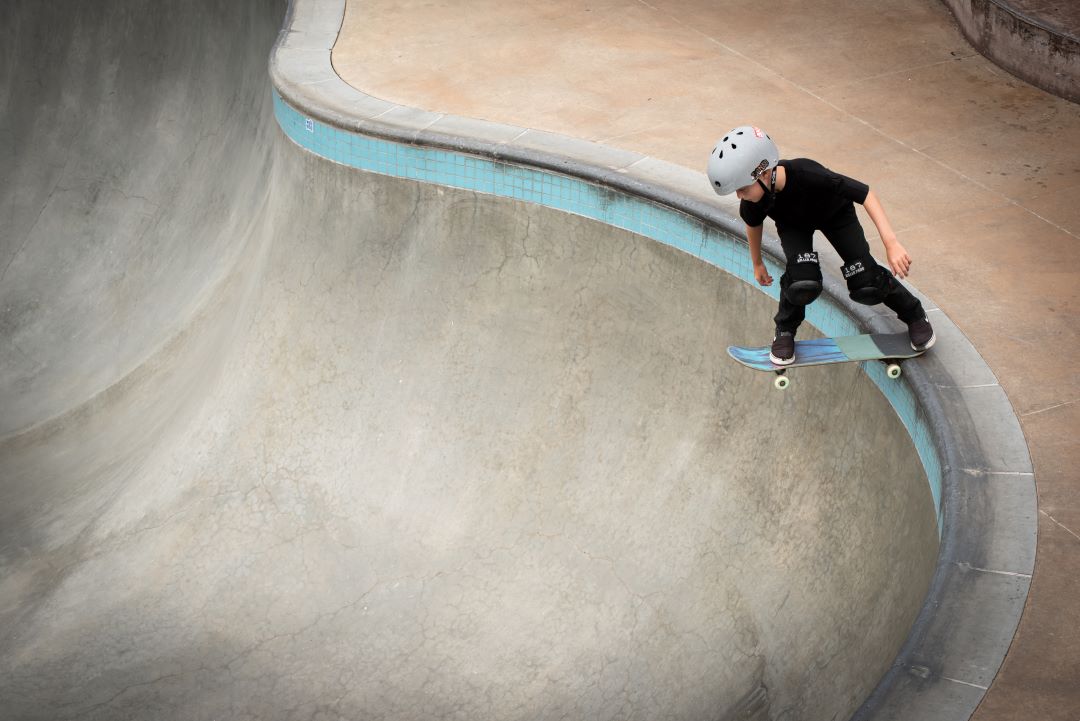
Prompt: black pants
<box><xmin>774</xmin><ymin>204</ymin><xmax>924</xmax><ymax>333</ymax></box>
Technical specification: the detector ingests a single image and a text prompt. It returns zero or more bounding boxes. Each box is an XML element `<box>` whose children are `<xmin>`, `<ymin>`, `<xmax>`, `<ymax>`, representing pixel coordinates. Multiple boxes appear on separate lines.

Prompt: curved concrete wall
<box><xmin>0</xmin><ymin>0</ymin><xmax>1034</xmax><ymax>720</ymax></box>
<box><xmin>0</xmin><ymin>0</ymin><xmax>279</xmax><ymax>437</ymax></box>
<box><xmin>941</xmin><ymin>0</ymin><xmax>1079</xmax><ymax>102</ymax></box>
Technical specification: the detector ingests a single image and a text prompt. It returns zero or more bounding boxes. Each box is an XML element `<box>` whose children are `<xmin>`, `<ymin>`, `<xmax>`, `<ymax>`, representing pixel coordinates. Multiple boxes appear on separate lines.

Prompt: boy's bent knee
<box><xmin>843</xmin><ymin>256</ymin><xmax>893</xmax><ymax>305</ymax></box>
<box><xmin>782</xmin><ymin>251</ymin><xmax>823</xmax><ymax>306</ymax></box>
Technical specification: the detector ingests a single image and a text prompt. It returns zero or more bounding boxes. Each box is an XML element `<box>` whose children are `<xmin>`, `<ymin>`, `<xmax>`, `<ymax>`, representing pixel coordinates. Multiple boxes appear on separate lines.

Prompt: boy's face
<box><xmin>735</xmin><ymin>181</ymin><xmax>765</xmax><ymax>202</ymax></box>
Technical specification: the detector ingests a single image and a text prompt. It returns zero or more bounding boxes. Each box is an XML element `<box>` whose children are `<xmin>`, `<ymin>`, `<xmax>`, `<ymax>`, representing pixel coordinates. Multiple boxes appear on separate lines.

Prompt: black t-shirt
<box><xmin>739</xmin><ymin>158</ymin><xmax>870</xmax><ymax>230</ymax></box>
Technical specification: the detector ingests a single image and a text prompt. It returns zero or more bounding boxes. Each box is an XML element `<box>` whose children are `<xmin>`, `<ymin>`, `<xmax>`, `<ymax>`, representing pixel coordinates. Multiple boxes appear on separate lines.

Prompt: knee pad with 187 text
<box><xmin>843</xmin><ymin>257</ymin><xmax>893</xmax><ymax>305</ymax></box>
<box><xmin>782</xmin><ymin>251</ymin><xmax>823</xmax><ymax>306</ymax></box>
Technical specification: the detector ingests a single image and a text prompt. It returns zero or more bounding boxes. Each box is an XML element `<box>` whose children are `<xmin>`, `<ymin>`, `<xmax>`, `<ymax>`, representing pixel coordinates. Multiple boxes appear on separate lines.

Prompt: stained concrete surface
<box><xmin>0</xmin><ymin>1</ymin><xmax>941</xmax><ymax>720</ymax></box>
<box><xmin>332</xmin><ymin>1</ymin><xmax>1080</xmax><ymax>717</ymax></box>
<box><xmin>941</xmin><ymin>0</ymin><xmax>1080</xmax><ymax>102</ymax></box>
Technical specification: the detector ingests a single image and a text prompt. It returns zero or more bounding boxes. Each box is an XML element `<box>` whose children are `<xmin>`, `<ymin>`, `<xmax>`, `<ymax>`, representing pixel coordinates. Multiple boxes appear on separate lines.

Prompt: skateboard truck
<box><xmin>770</xmin><ymin>358</ymin><xmax>905</xmax><ymax>390</ymax></box>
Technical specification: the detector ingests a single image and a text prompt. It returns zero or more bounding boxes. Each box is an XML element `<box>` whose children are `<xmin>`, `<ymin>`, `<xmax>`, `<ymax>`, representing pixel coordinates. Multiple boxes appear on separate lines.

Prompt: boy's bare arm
<box><xmin>746</xmin><ymin>224</ymin><xmax>773</xmax><ymax>286</ymax></box>
<box><xmin>863</xmin><ymin>190</ymin><xmax>912</xmax><ymax>279</ymax></box>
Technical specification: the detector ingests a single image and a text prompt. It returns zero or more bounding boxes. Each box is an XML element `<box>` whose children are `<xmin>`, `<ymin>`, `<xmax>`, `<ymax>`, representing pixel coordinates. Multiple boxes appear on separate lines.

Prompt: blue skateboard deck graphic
<box><xmin>727</xmin><ymin>332</ymin><xmax>923</xmax><ymax>372</ymax></box>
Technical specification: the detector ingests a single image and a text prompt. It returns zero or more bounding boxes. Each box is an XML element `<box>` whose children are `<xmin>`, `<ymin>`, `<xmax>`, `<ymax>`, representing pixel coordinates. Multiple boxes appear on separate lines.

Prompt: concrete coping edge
<box><xmin>269</xmin><ymin>1</ymin><xmax>1038</xmax><ymax>719</ymax></box>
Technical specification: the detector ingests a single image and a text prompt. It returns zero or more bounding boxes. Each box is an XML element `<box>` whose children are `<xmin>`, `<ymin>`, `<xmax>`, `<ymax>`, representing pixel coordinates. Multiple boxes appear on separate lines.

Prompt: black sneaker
<box><xmin>907</xmin><ymin>315</ymin><xmax>936</xmax><ymax>351</ymax></box>
<box><xmin>770</xmin><ymin>330</ymin><xmax>796</xmax><ymax>366</ymax></box>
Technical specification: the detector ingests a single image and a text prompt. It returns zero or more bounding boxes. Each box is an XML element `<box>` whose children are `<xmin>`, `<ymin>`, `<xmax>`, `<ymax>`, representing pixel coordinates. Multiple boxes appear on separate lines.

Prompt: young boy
<box><xmin>707</xmin><ymin>126</ymin><xmax>935</xmax><ymax>365</ymax></box>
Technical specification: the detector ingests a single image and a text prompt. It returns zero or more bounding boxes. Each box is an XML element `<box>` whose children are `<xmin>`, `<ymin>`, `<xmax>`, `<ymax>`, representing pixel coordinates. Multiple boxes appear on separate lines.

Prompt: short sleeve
<box><xmin>830</xmin><ymin>171</ymin><xmax>870</xmax><ymax>204</ymax></box>
<box><xmin>797</xmin><ymin>160</ymin><xmax>869</xmax><ymax>204</ymax></box>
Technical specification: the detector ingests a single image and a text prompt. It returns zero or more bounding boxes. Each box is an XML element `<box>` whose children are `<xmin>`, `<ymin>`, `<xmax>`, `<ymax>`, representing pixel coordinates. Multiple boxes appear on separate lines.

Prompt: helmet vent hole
<box><xmin>737</xmin><ymin>131</ymin><xmax>744</xmax><ymax>135</ymax></box>
<box><xmin>731</xmin><ymin>143</ymin><xmax>737</xmax><ymax>149</ymax></box>
<box><xmin>719</xmin><ymin>150</ymin><xmax>723</xmax><ymax>159</ymax></box>
<box><xmin>723</xmin><ymin>136</ymin><xmax>729</xmax><ymax>142</ymax></box>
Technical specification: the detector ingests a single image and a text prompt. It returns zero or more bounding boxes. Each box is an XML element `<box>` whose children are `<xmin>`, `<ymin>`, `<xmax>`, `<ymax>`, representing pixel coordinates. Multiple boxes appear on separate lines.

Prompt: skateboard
<box><xmin>727</xmin><ymin>331</ymin><xmax>927</xmax><ymax>390</ymax></box>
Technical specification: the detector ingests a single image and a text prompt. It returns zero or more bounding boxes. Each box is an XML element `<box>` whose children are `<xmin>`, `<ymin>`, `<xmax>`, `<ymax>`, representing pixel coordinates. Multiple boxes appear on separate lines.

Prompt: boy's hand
<box><xmin>885</xmin><ymin>240</ymin><xmax>912</xmax><ymax>279</ymax></box>
<box><xmin>754</xmin><ymin>263</ymin><xmax>773</xmax><ymax>286</ymax></box>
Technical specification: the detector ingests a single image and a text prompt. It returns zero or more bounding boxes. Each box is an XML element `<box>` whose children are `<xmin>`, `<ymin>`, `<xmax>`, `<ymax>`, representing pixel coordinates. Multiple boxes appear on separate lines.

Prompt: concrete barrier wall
<box><xmin>941</xmin><ymin>0</ymin><xmax>1079</xmax><ymax>102</ymax></box>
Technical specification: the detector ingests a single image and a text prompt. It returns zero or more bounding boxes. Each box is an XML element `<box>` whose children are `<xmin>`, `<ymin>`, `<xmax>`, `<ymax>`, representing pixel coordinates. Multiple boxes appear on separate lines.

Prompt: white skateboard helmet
<box><xmin>707</xmin><ymin>126</ymin><xmax>779</xmax><ymax>196</ymax></box>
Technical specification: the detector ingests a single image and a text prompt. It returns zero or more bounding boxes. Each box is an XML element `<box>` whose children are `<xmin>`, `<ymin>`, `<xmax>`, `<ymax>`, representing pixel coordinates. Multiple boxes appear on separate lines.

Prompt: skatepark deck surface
<box><xmin>0</xmin><ymin>0</ymin><xmax>1072</xmax><ymax>719</ymax></box>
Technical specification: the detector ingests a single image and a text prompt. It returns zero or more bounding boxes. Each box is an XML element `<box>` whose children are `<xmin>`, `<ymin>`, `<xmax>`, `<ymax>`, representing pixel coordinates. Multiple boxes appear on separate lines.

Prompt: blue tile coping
<box><xmin>269</xmin><ymin>1</ymin><xmax>1036</xmax><ymax>719</ymax></box>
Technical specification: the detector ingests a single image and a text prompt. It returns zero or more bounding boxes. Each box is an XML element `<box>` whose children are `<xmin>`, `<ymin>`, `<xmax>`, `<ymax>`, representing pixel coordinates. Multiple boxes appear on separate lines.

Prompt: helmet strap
<box><xmin>756</xmin><ymin>167</ymin><xmax>778</xmax><ymax>196</ymax></box>
<box><xmin>753</xmin><ymin>167</ymin><xmax>778</xmax><ymax>212</ymax></box>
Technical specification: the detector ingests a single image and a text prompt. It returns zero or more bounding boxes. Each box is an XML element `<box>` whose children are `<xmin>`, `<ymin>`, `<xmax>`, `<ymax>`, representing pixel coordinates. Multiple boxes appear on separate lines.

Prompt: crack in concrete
<box><xmin>1022</xmin><ymin>397</ymin><xmax>1079</xmax><ymax>418</ymax></box>
<box><xmin>1040</xmin><ymin>509</ymin><xmax>1080</xmax><ymax>543</ymax></box>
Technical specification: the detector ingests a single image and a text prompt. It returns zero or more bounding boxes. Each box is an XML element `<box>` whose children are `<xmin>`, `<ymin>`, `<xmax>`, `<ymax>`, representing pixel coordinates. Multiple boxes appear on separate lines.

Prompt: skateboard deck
<box><xmin>727</xmin><ymin>331</ymin><xmax>925</xmax><ymax>388</ymax></box>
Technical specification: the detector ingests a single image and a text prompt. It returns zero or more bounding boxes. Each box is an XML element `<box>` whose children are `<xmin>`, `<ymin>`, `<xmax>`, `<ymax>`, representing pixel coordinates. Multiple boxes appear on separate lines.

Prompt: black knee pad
<box><xmin>781</xmin><ymin>251</ymin><xmax>823</xmax><ymax>306</ymax></box>
<box><xmin>843</xmin><ymin>257</ymin><xmax>892</xmax><ymax>305</ymax></box>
